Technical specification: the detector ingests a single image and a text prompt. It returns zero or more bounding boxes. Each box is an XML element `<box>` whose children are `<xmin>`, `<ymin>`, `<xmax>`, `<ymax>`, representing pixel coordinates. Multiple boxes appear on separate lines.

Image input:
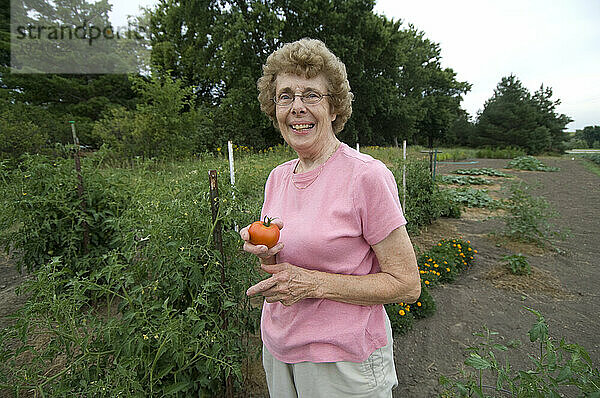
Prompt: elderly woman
<box><xmin>240</xmin><ymin>38</ymin><xmax>421</xmax><ymax>397</ymax></box>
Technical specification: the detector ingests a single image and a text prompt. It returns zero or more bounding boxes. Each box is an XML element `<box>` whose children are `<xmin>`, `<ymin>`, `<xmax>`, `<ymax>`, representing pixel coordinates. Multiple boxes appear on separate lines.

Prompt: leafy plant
<box><xmin>385</xmin><ymin>302</ymin><xmax>415</xmax><ymax>335</ymax></box>
<box><xmin>454</xmin><ymin>168</ymin><xmax>512</xmax><ymax>177</ymax></box>
<box><xmin>438</xmin><ymin>175</ymin><xmax>494</xmax><ymax>185</ymax></box>
<box><xmin>496</xmin><ymin>182</ymin><xmax>565</xmax><ymax>247</ymax></box>
<box><xmin>506</xmin><ymin>156</ymin><xmax>560</xmax><ymax>172</ymax></box>
<box><xmin>502</xmin><ymin>254</ymin><xmax>531</xmax><ymax>276</ymax></box>
<box><xmin>443</xmin><ymin>187</ymin><xmax>499</xmax><ymax>208</ymax></box>
<box><xmin>418</xmin><ymin>238</ymin><xmax>477</xmax><ymax>286</ymax></box>
<box><xmin>440</xmin><ymin>307</ymin><xmax>600</xmax><ymax>397</ymax></box>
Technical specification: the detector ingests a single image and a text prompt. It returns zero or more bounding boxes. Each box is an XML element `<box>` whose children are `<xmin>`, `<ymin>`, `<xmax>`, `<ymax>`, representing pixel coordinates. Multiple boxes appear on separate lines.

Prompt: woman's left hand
<box><xmin>246</xmin><ymin>263</ymin><xmax>321</xmax><ymax>306</ymax></box>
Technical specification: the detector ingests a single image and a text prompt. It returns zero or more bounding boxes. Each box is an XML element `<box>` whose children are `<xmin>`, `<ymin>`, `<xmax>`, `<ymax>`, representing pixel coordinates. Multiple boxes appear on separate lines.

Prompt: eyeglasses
<box><xmin>273</xmin><ymin>91</ymin><xmax>331</xmax><ymax>106</ymax></box>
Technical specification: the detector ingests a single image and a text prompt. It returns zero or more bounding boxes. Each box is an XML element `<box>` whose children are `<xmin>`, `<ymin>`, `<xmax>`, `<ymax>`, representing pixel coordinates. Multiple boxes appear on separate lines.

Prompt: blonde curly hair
<box><xmin>257</xmin><ymin>38</ymin><xmax>353</xmax><ymax>134</ymax></box>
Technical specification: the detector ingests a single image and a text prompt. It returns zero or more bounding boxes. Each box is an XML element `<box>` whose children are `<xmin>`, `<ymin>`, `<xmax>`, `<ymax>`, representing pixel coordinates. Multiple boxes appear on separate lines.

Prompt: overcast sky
<box><xmin>109</xmin><ymin>0</ymin><xmax>599</xmax><ymax>131</ymax></box>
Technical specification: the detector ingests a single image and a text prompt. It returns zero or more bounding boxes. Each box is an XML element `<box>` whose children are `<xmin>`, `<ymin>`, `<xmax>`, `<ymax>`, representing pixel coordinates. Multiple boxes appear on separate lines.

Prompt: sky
<box><xmin>109</xmin><ymin>0</ymin><xmax>600</xmax><ymax>131</ymax></box>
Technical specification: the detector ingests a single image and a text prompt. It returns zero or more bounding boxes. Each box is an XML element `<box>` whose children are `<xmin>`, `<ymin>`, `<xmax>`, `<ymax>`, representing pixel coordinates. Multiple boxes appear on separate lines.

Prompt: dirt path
<box><xmin>394</xmin><ymin>157</ymin><xmax>600</xmax><ymax>397</ymax></box>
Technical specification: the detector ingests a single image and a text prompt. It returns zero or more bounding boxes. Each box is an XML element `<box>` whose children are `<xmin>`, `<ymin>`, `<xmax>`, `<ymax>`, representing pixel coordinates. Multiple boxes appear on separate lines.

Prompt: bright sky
<box><xmin>109</xmin><ymin>0</ymin><xmax>600</xmax><ymax>131</ymax></box>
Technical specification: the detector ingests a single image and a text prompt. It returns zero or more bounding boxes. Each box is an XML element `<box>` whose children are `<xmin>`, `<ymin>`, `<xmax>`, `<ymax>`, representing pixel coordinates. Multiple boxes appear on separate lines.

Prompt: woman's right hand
<box><xmin>240</xmin><ymin>219</ymin><xmax>284</xmax><ymax>264</ymax></box>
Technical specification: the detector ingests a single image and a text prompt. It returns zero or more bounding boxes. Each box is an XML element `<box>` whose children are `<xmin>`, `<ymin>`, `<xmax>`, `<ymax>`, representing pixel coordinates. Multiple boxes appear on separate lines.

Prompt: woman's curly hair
<box><xmin>257</xmin><ymin>38</ymin><xmax>353</xmax><ymax>134</ymax></box>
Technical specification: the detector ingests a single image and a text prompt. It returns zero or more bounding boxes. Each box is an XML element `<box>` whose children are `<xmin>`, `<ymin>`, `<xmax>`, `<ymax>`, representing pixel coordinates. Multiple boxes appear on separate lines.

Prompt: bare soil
<box><xmin>394</xmin><ymin>157</ymin><xmax>600</xmax><ymax>397</ymax></box>
<box><xmin>1</xmin><ymin>157</ymin><xmax>598</xmax><ymax>397</ymax></box>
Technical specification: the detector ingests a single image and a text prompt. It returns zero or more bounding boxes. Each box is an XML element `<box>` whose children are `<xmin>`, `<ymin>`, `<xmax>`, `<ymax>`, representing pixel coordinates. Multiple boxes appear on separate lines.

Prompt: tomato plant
<box><xmin>248</xmin><ymin>216</ymin><xmax>280</xmax><ymax>248</ymax></box>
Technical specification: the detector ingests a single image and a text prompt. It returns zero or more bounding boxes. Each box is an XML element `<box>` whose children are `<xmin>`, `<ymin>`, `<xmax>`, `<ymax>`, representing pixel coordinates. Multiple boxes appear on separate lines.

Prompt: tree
<box><xmin>578</xmin><ymin>125</ymin><xmax>600</xmax><ymax>148</ymax></box>
<box><xmin>531</xmin><ymin>84</ymin><xmax>572</xmax><ymax>152</ymax></box>
<box><xmin>92</xmin><ymin>75</ymin><xmax>213</xmax><ymax>158</ymax></box>
<box><xmin>445</xmin><ymin>110</ymin><xmax>476</xmax><ymax>147</ymax></box>
<box><xmin>1</xmin><ymin>0</ymin><xmax>139</xmax><ymax>149</ymax></box>
<box><xmin>477</xmin><ymin>75</ymin><xmax>551</xmax><ymax>154</ymax></box>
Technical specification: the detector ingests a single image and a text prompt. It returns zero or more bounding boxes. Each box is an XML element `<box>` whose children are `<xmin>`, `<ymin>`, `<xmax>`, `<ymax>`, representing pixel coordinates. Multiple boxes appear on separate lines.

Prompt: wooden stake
<box><xmin>69</xmin><ymin>121</ymin><xmax>89</xmax><ymax>254</ymax></box>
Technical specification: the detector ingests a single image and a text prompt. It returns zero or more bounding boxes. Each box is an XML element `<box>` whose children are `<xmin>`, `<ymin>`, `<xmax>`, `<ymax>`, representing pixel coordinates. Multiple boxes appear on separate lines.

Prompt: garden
<box><xmin>0</xmin><ymin>147</ymin><xmax>599</xmax><ymax>397</ymax></box>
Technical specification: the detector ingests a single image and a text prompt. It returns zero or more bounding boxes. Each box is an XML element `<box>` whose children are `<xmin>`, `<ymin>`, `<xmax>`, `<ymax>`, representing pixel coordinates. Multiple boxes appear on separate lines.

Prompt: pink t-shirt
<box><xmin>260</xmin><ymin>142</ymin><xmax>407</xmax><ymax>363</ymax></box>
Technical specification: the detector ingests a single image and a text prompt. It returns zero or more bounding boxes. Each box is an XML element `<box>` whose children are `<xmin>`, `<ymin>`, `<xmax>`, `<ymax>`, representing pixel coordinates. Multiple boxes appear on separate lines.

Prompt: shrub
<box><xmin>388</xmin><ymin>160</ymin><xmax>443</xmax><ymax>234</ymax></box>
<box><xmin>92</xmin><ymin>75</ymin><xmax>215</xmax><ymax>159</ymax></box>
<box><xmin>502</xmin><ymin>253</ymin><xmax>531</xmax><ymax>275</ymax></box>
<box><xmin>496</xmin><ymin>181</ymin><xmax>565</xmax><ymax>247</ymax></box>
<box><xmin>506</xmin><ymin>155</ymin><xmax>560</xmax><ymax>171</ymax></box>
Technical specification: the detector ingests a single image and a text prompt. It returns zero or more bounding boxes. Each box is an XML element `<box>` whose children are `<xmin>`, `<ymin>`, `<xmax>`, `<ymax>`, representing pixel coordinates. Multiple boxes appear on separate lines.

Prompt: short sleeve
<box><xmin>353</xmin><ymin>161</ymin><xmax>407</xmax><ymax>246</ymax></box>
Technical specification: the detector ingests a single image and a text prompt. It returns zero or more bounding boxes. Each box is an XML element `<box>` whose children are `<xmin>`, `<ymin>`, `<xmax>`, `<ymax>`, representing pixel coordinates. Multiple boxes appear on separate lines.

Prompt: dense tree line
<box><xmin>1</xmin><ymin>0</ymin><xmax>577</xmax><ymax>159</ymax></box>
<box><xmin>445</xmin><ymin>75</ymin><xmax>573</xmax><ymax>154</ymax></box>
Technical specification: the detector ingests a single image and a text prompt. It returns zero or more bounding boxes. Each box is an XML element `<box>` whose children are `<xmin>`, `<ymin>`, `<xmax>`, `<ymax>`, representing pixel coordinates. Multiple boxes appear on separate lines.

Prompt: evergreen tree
<box><xmin>477</xmin><ymin>75</ymin><xmax>545</xmax><ymax>154</ymax></box>
<box><xmin>531</xmin><ymin>84</ymin><xmax>572</xmax><ymax>152</ymax></box>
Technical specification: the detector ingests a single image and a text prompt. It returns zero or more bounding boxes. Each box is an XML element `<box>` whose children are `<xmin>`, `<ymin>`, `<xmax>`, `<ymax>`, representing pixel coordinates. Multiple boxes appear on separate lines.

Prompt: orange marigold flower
<box><xmin>425</xmin><ymin>280</ymin><xmax>430</xmax><ymax>285</ymax></box>
<box><xmin>417</xmin><ymin>302</ymin><xmax>422</xmax><ymax>307</ymax></box>
<box><xmin>399</xmin><ymin>310</ymin><xmax>405</xmax><ymax>316</ymax></box>
<box><xmin>474</xmin><ymin>250</ymin><xmax>478</xmax><ymax>253</ymax></box>
<box><xmin>446</xmin><ymin>268</ymin><xmax>450</xmax><ymax>272</ymax></box>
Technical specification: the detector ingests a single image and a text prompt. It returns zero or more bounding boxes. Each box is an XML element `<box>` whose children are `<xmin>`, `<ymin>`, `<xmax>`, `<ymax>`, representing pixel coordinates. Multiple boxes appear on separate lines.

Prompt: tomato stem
<box><xmin>263</xmin><ymin>215</ymin><xmax>278</xmax><ymax>227</ymax></box>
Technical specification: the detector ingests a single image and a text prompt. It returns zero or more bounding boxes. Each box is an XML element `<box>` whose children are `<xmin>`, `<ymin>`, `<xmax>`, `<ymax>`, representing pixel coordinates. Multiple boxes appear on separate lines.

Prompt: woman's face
<box><xmin>274</xmin><ymin>73</ymin><xmax>337</xmax><ymax>156</ymax></box>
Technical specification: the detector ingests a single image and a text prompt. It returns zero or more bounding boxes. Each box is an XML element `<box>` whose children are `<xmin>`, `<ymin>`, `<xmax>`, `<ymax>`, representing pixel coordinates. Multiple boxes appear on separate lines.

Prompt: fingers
<box><xmin>246</xmin><ymin>275</ymin><xmax>279</xmax><ymax>296</ymax></box>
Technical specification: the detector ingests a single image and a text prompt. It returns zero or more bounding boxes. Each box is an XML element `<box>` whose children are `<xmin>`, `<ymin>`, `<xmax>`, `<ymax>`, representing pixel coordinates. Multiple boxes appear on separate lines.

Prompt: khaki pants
<box><xmin>262</xmin><ymin>314</ymin><xmax>398</xmax><ymax>398</ymax></box>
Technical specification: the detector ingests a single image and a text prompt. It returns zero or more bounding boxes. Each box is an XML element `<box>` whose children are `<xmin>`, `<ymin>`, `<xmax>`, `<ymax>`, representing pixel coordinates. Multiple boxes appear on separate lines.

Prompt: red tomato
<box><xmin>248</xmin><ymin>216</ymin><xmax>280</xmax><ymax>248</ymax></box>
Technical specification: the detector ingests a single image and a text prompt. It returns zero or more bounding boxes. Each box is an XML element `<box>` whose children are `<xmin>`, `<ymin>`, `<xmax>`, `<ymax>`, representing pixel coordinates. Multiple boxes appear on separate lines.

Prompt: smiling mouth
<box><xmin>291</xmin><ymin>123</ymin><xmax>315</xmax><ymax>132</ymax></box>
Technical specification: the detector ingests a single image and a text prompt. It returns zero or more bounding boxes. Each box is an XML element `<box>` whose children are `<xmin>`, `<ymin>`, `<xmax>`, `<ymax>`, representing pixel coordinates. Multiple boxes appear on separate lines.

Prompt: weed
<box><xmin>502</xmin><ymin>254</ymin><xmax>531</xmax><ymax>276</ymax></box>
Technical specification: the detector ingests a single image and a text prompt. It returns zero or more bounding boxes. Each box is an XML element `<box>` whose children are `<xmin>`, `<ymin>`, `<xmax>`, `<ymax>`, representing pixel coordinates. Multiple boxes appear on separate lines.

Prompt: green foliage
<box><xmin>454</xmin><ymin>168</ymin><xmax>512</xmax><ymax>177</ymax></box>
<box><xmin>475</xmin><ymin>147</ymin><xmax>526</xmax><ymax>159</ymax></box>
<box><xmin>0</xmin><ymin>151</ymin><xmax>261</xmax><ymax>396</ymax></box>
<box><xmin>418</xmin><ymin>238</ymin><xmax>476</xmax><ymax>286</ymax></box>
<box><xmin>0</xmin><ymin>100</ymin><xmax>49</xmax><ymax>161</ymax></box>
<box><xmin>385</xmin><ymin>302</ymin><xmax>415</xmax><ymax>335</ymax></box>
<box><xmin>502</xmin><ymin>254</ymin><xmax>531</xmax><ymax>276</ymax></box>
<box><xmin>437</xmin><ymin>175</ymin><xmax>493</xmax><ymax>185</ymax></box>
<box><xmin>92</xmin><ymin>75</ymin><xmax>214</xmax><ymax>158</ymax></box>
<box><xmin>411</xmin><ymin>282</ymin><xmax>436</xmax><ymax>320</ymax></box>
<box><xmin>475</xmin><ymin>75</ymin><xmax>571</xmax><ymax>155</ymax></box>
<box><xmin>0</xmin><ymin>150</ymin><xmax>132</xmax><ymax>273</ymax></box>
<box><xmin>442</xmin><ymin>188</ymin><xmax>498</xmax><ymax>208</ymax></box>
<box><xmin>496</xmin><ymin>181</ymin><xmax>565</xmax><ymax>247</ymax></box>
<box><xmin>387</xmin><ymin>238</ymin><xmax>477</xmax><ymax>335</ymax></box>
<box><xmin>440</xmin><ymin>307</ymin><xmax>600</xmax><ymax>397</ymax></box>
<box><xmin>577</xmin><ymin>126</ymin><xmax>600</xmax><ymax>148</ymax></box>
<box><xmin>582</xmin><ymin>153</ymin><xmax>600</xmax><ymax>166</ymax></box>
<box><xmin>506</xmin><ymin>156</ymin><xmax>560</xmax><ymax>172</ymax></box>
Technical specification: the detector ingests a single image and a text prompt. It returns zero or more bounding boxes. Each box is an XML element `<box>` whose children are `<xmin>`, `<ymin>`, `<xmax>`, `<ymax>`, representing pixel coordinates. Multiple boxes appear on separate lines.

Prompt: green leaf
<box><xmin>555</xmin><ymin>365</ymin><xmax>572</xmax><ymax>383</ymax></box>
<box><xmin>162</xmin><ymin>381</ymin><xmax>192</xmax><ymax>395</ymax></box>
<box><xmin>528</xmin><ymin>320</ymin><xmax>548</xmax><ymax>342</ymax></box>
<box><xmin>465</xmin><ymin>353</ymin><xmax>492</xmax><ymax>370</ymax></box>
